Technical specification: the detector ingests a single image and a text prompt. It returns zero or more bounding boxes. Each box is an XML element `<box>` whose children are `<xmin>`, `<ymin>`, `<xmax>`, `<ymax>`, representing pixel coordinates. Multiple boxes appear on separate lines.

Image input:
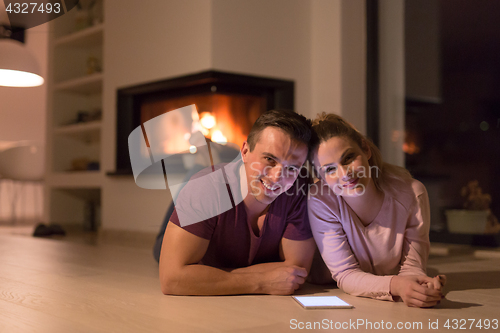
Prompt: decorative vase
<box><xmin>445</xmin><ymin>209</ymin><xmax>489</xmax><ymax>234</ymax></box>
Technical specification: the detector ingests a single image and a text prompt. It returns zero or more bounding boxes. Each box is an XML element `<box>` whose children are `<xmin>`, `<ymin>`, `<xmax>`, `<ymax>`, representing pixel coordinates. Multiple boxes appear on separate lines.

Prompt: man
<box><xmin>159</xmin><ymin>109</ymin><xmax>316</xmax><ymax>295</ymax></box>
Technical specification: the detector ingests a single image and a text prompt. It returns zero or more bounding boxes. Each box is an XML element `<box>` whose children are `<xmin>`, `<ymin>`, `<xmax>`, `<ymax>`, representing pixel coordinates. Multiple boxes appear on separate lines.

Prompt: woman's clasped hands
<box><xmin>390</xmin><ymin>275</ymin><xmax>447</xmax><ymax>308</ymax></box>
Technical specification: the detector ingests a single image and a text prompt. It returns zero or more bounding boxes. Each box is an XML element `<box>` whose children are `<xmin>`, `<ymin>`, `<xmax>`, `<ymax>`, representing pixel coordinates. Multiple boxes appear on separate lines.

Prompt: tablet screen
<box><xmin>293</xmin><ymin>296</ymin><xmax>353</xmax><ymax>309</ymax></box>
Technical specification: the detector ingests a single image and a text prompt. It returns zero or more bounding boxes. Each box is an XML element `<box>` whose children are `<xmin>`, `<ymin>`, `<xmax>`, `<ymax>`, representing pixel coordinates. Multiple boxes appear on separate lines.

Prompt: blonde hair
<box><xmin>310</xmin><ymin>113</ymin><xmax>412</xmax><ymax>194</ymax></box>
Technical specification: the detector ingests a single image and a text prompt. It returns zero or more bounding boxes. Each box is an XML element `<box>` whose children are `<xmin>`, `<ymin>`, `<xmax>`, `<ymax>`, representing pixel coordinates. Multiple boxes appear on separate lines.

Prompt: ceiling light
<box><xmin>0</xmin><ymin>39</ymin><xmax>44</xmax><ymax>87</ymax></box>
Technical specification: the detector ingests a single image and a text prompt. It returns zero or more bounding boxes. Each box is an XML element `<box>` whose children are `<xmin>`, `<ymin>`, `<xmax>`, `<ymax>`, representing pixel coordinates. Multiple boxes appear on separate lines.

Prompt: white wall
<box><xmin>310</xmin><ymin>0</ymin><xmax>366</xmax><ymax>133</ymax></box>
<box><xmin>102</xmin><ymin>0</ymin><xmax>213</xmax><ymax>232</ymax></box>
<box><xmin>211</xmin><ymin>0</ymin><xmax>311</xmax><ymax>118</ymax></box>
<box><xmin>311</xmin><ymin>0</ymin><xmax>342</xmax><ymax>119</ymax></box>
<box><xmin>340</xmin><ymin>0</ymin><xmax>366</xmax><ymax>134</ymax></box>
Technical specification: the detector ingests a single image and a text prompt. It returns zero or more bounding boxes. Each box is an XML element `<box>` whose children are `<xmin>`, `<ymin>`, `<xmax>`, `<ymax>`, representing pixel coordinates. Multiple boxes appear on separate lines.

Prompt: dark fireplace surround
<box><xmin>110</xmin><ymin>70</ymin><xmax>294</xmax><ymax>175</ymax></box>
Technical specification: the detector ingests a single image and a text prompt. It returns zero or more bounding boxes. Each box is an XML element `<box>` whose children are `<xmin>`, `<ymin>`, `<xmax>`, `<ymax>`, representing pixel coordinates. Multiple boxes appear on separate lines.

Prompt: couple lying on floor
<box><xmin>155</xmin><ymin>109</ymin><xmax>446</xmax><ymax>308</ymax></box>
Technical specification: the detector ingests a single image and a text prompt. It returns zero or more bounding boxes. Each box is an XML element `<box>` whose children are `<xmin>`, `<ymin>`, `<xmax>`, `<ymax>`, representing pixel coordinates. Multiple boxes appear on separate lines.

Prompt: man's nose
<box><xmin>268</xmin><ymin>165</ymin><xmax>283</xmax><ymax>182</ymax></box>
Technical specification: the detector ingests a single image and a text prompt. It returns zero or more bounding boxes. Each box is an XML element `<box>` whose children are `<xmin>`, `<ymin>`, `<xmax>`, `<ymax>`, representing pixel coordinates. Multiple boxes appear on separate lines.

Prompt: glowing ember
<box><xmin>403</xmin><ymin>131</ymin><xmax>420</xmax><ymax>155</ymax></box>
<box><xmin>402</xmin><ymin>142</ymin><xmax>420</xmax><ymax>155</ymax></box>
<box><xmin>200</xmin><ymin>112</ymin><xmax>216</xmax><ymax>129</ymax></box>
<box><xmin>211</xmin><ymin>130</ymin><xmax>227</xmax><ymax>145</ymax></box>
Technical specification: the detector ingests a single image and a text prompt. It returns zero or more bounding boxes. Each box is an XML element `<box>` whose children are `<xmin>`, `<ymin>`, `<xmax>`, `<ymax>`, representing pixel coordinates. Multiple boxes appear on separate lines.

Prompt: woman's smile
<box><xmin>343</xmin><ymin>177</ymin><xmax>359</xmax><ymax>188</ymax></box>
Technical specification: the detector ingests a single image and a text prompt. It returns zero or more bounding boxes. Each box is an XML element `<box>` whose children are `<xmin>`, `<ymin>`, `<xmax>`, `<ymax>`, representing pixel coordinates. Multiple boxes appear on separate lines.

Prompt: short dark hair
<box><xmin>247</xmin><ymin>109</ymin><xmax>312</xmax><ymax>151</ymax></box>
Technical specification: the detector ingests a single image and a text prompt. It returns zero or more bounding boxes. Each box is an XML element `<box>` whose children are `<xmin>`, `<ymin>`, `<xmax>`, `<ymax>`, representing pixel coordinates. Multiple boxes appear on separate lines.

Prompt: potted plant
<box><xmin>445</xmin><ymin>180</ymin><xmax>500</xmax><ymax>234</ymax></box>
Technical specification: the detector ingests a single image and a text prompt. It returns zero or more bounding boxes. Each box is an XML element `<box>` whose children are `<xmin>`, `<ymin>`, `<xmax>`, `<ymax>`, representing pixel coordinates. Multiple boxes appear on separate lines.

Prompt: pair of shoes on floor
<box><xmin>33</xmin><ymin>223</ymin><xmax>66</xmax><ymax>237</ymax></box>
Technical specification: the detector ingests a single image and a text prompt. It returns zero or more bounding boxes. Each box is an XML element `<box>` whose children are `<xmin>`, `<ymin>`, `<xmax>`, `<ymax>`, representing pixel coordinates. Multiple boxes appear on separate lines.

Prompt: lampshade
<box><xmin>0</xmin><ymin>39</ymin><xmax>44</xmax><ymax>87</ymax></box>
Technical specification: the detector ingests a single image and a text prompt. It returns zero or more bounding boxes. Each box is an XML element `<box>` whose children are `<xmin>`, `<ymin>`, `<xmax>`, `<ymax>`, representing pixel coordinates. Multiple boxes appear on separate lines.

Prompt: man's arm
<box><xmin>159</xmin><ymin>223</ymin><xmax>307</xmax><ymax>295</ymax></box>
<box><xmin>280</xmin><ymin>237</ymin><xmax>316</xmax><ymax>274</ymax></box>
<box><xmin>230</xmin><ymin>237</ymin><xmax>316</xmax><ymax>274</ymax></box>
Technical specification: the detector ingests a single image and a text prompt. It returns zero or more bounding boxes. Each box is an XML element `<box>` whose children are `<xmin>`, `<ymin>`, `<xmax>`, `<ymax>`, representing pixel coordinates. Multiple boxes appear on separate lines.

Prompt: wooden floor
<box><xmin>1</xmin><ymin>233</ymin><xmax>500</xmax><ymax>333</ymax></box>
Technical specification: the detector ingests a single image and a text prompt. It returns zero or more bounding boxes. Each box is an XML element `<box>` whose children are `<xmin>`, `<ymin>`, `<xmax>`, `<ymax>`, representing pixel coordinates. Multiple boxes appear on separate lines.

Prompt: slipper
<box><xmin>33</xmin><ymin>223</ymin><xmax>52</xmax><ymax>237</ymax></box>
<box><xmin>32</xmin><ymin>223</ymin><xmax>67</xmax><ymax>237</ymax></box>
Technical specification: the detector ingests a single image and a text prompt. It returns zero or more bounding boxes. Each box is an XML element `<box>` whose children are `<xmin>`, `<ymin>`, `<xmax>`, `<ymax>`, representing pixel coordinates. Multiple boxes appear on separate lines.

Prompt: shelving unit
<box><xmin>45</xmin><ymin>2</ymin><xmax>104</xmax><ymax>229</ymax></box>
<box><xmin>54</xmin><ymin>120</ymin><xmax>101</xmax><ymax>143</ymax></box>
<box><xmin>54</xmin><ymin>23</ymin><xmax>104</xmax><ymax>48</ymax></box>
<box><xmin>54</xmin><ymin>120</ymin><xmax>102</xmax><ymax>134</ymax></box>
<box><xmin>46</xmin><ymin>171</ymin><xmax>102</xmax><ymax>188</ymax></box>
<box><xmin>54</xmin><ymin>72</ymin><xmax>103</xmax><ymax>94</ymax></box>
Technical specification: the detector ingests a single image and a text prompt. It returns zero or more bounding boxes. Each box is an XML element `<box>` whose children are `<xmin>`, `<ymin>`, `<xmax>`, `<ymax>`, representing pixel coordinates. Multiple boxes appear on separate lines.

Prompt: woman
<box><xmin>308</xmin><ymin>113</ymin><xmax>445</xmax><ymax>308</ymax></box>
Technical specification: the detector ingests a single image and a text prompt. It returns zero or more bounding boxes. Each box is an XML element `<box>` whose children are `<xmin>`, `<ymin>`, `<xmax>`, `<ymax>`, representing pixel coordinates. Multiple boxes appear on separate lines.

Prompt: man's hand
<box><xmin>258</xmin><ymin>265</ymin><xmax>308</xmax><ymax>295</ymax></box>
<box><xmin>390</xmin><ymin>275</ymin><xmax>444</xmax><ymax>308</ymax></box>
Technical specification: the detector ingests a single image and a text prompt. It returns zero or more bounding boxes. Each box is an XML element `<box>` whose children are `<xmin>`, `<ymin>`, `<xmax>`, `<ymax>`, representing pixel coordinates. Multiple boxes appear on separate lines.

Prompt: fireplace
<box><xmin>110</xmin><ymin>70</ymin><xmax>294</xmax><ymax>175</ymax></box>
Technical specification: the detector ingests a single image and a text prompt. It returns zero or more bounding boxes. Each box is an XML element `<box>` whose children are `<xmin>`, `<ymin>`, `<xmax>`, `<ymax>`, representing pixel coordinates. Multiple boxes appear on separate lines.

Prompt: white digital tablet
<box><xmin>292</xmin><ymin>296</ymin><xmax>354</xmax><ymax>309</ymax></box>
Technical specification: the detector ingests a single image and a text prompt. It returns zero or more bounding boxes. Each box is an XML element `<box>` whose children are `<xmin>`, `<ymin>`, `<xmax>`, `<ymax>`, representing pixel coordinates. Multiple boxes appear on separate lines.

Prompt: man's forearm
<box><xmin>161</xmin><ymin>264</ymin><xmax>263</xmax><ymax>296</ymax></box>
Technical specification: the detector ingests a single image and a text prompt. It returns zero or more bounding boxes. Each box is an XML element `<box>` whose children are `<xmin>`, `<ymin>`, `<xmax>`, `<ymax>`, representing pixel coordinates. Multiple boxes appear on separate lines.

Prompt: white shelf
<box><xmin>54</xmin><ymin>73</ymin><xmax>103</xmax><ymax>94</ymax></box>
<box><xmin>55</xmin><ymin>121</ymin><xmax>102</xmax><ymax>134</ymax></box>
<box><xmin>54</xmin><ymin>24</ymin><xmax>104</xmax><ymax>48</ymax></box>
<box><xmin>54</xmin><ymin>121</ymin><xmax>102</xmax><ymax>142</ymax></box>
<box><xmin>46</xmin><ymin>171</ymin><xmax>103</xmax><ymax>188</ymax></box>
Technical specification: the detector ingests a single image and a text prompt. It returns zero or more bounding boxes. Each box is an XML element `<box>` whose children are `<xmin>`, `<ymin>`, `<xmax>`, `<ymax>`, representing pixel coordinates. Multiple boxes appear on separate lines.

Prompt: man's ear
<box><xmin>361</xmin><ymin>139</ymin><xmax>372</xmax><ymax>160</ymax></box>
<box><xmin>241</xmin><ymin>141</ymin><xmax>249</xmax><ymax>162</ymax></box>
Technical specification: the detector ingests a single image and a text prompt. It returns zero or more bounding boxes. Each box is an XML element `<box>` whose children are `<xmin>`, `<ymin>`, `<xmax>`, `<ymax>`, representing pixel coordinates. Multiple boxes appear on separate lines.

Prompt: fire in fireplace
<box><xmin>140</xmin><ymin>92</ymin><xmax>265</xmax><ymax>152</ymax></box>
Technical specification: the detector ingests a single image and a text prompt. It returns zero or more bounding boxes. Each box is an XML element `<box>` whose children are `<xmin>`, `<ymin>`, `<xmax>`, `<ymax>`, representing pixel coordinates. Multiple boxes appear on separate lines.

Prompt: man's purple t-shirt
<box><xmin>170</xmin><ymin>160</ymin><xmax>312</xmax><ymax>269</ymax></box>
